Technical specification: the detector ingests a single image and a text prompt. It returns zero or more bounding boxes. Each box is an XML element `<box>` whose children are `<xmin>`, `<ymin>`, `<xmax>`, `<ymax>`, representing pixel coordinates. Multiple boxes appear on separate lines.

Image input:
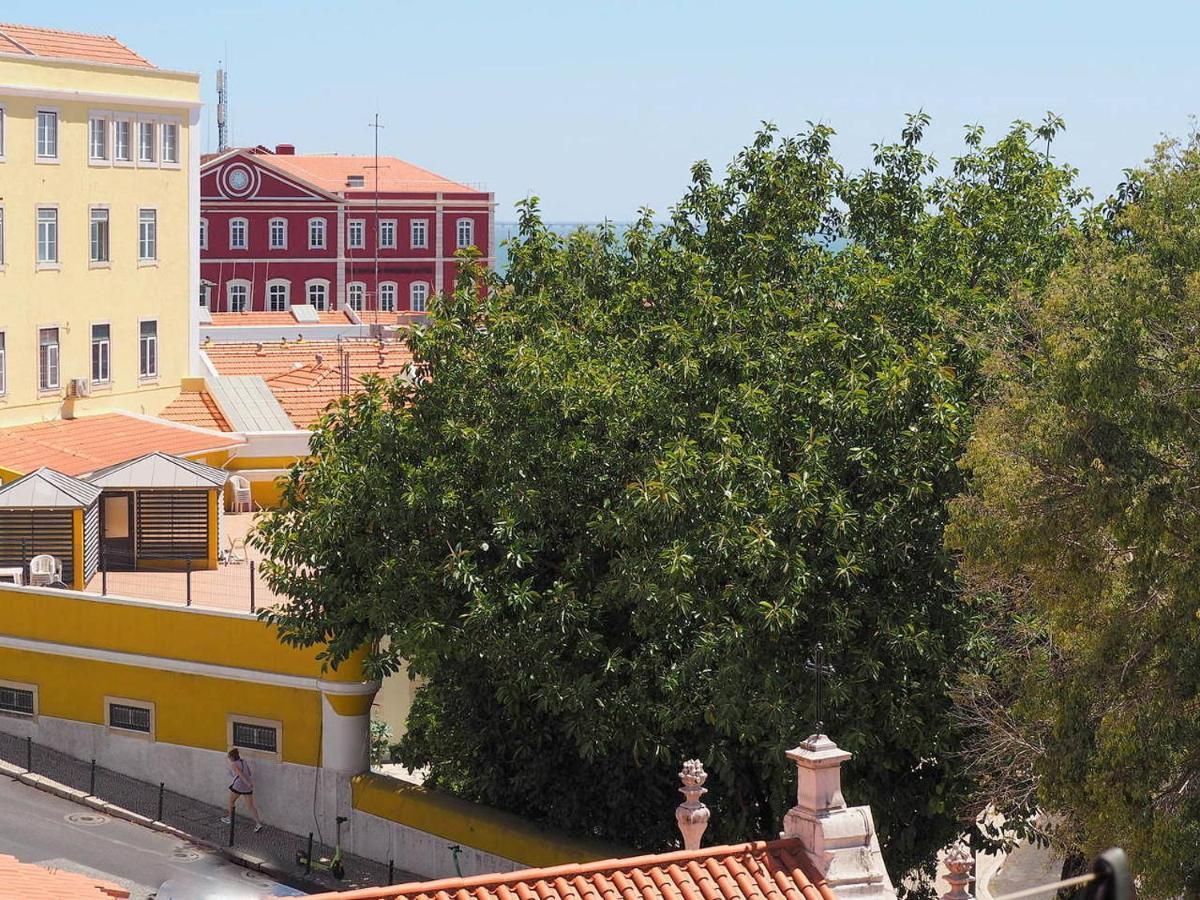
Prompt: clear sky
<box><xmin>7</xmin><ymin>0</ymin><xmax>1197</xmax><ymax>221</ymax></box>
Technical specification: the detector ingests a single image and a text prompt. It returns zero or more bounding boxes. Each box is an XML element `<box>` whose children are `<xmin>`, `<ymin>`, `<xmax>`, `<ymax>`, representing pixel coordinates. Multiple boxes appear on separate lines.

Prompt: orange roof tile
<box><xmin>207</xmin><ymin>310</ymin><xmax>355</xmax><ymax>327</ymax></box>
<box><xmin>0</xmin><ymin>412</ymin><xmax>242</xmax><ymax>477</ymax></box>
<box><xmin>306</xmin><ymin>839</ymin><xmax>834</xmax><ymax>900</ymax></box>
<box><xmin>0</xmin><ymin>853</ymin><xmax>130</xmax><ymax>899</ymax></box>
<box><xmin>0</xmin><ymin>23</ymin><xmax>153</xmax><ymax>68</ymax></box>
<box><xmin>265</xmin><ymin>154</ymin><xmax>479</xmax><ymax>195</ymax></box>
<box><xmin>159</xmin><ymin>390</ymin><xmax>233</xmax><ymax>432</ymax></box>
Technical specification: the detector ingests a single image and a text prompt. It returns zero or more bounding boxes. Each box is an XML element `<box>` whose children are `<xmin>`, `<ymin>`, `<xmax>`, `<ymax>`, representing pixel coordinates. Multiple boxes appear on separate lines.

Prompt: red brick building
<box><xmin>200</xmin><ymin>144</ymin><xmax>494</xmax><ymax>316</ymax></box>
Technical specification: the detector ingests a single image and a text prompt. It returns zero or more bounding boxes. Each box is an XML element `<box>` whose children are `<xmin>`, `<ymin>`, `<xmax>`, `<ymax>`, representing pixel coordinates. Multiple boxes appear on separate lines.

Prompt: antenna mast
<box><xmin>216</xmin><ymin>63</ymin><xmax>229</xmax><ymax>152</ymax></box>
<box><xmin>368</xmin><ymin>113</ymin><xmax>384</xmax><ymax>325</ymax></box>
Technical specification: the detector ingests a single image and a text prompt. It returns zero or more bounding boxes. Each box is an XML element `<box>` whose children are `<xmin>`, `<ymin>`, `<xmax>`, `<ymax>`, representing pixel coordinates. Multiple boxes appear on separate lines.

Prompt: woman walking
<box><xmin>221</xmin><ymin>748</ymin><xmax>264</xmax><ymax>832</ymax></box>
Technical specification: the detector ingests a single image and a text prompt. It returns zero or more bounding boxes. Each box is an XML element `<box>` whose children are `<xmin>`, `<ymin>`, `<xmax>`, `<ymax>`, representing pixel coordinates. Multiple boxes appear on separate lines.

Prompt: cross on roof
<box><xmin>805</xmin><ymin>642</ymin><xmax>835</xmax><ymax>736</ymax></box>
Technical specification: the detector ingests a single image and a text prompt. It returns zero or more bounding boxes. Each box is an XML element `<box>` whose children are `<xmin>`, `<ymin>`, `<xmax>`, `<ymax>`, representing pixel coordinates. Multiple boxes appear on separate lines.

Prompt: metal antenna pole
<box><xmin>368</xmin><ymin>113</ymin><xmax>385</xmax><ymax>326</ymax></box>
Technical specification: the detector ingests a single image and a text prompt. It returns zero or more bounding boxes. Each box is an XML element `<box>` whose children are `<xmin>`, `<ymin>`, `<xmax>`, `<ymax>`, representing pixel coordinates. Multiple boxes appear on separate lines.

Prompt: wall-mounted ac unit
<box><xmin>67</xmin><ymin>378</ymin><xmax>91</xmax><ymax>398</ymax></box>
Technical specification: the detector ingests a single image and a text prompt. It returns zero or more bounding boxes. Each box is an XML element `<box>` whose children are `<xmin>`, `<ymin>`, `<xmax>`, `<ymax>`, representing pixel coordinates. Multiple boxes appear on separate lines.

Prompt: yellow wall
<box><xmin>0</xmin><ymin>55</ymin><xmax>199</xmax><ymax>426</ymax></box>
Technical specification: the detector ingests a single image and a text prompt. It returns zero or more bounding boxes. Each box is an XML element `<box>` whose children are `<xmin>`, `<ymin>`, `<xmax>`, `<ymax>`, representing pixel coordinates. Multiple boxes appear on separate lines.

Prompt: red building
<box><xmin>200</xmin><ymin>144</ymin><xmax>494</xmax><ymax>316</ymax></box>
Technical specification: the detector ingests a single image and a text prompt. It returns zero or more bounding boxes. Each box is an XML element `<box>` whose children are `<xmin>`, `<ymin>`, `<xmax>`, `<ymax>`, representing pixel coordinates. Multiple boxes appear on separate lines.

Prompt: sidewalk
<box><xmin>0</xmin><ymin>732</ymin><xmax>419</xmax><ymax>894</ymax></box>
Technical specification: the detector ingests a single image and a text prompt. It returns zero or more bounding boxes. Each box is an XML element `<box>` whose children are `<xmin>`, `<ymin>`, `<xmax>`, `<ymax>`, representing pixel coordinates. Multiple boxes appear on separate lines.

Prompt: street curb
<box><xmin>0</xmin><ymin>760</ymin><xmax>329</xmax><ymax>894</ymax></box>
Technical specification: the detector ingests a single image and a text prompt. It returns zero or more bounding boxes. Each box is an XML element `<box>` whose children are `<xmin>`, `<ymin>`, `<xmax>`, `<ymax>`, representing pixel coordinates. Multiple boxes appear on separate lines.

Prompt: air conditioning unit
<box><xmin>67</xmin><ymin>378</ymin><xmax>91</xmax><ymax>398</ymax></box>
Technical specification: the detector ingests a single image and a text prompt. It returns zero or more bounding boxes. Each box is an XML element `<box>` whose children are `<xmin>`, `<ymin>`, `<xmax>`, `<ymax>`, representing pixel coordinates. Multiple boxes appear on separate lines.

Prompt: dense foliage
<box><xmin>255</xmin><ymin>115</ymin><xmax>1083</xmax><ymax>883</ymax></box>
<box><xmin>948</xmin><ymin>135</ymin><xmax>1200</xmax><ymax>897</ymax></box>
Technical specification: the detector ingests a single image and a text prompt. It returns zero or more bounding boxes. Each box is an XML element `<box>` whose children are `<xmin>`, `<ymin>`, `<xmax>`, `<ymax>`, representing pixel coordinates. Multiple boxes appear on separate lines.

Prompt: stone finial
<box><xmin>942</xmin><ymin>842</ymin><xmax>973</xmax><ymax>900</ymax></box>
<box><xmin>675</xmin><ymin>759</ymin><xmax>710</xmax><ymax>851</ymax></box>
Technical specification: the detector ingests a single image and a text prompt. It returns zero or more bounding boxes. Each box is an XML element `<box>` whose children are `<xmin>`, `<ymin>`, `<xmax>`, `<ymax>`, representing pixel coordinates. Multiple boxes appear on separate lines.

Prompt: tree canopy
<box><xmin>947</xmin><ymin>134</ymin><xmax>1200</xmax><ymax>897</ymax></box>
<box><xmin>255</xmin><ymin>114</ymin><xmax>1084</xmax><ymax>885</ymax></box>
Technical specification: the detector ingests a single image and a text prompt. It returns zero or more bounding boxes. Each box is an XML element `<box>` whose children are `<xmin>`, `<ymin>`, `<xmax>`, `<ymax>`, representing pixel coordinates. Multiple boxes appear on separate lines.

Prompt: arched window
<box><xmin>267</xmin><ymin>279</ymin><xmax>290</xmax><ymax>312</ymax></box>
<box><xmin>305</xmin><ymin>278</ymin><xmax>330</xmax><ymax>310</ymax></box>
<box><xmin>269</xmin><ymin>217</ymin><xmax>288</xmax><ymax>250</ymax></box>
<box><xmin>225</xmin><ymin>279</ymin><xmax>251</xmax><ymax>312</ymax></box>
<box><xmin>229</xmin><ymin>218</ymin><xmax>248</xmax><ymax>250</ymax></box>
<box><xmin>378</xmin><ymin>282</ymin><xmax>397</xmax><ymax>312</ymax></box>
<box><xmin>455</xmin><ymin>217</ymin><xmax>474</xmax><ymax>249</ymax></box>
<box><xmin>346</xmin><ymin>282</ymin><xmax>366</xmax><ymax>311</ymax></box>
<box><xmin>410</xmin><ymin>281</ymin><xmax>429</xmax><ymax>313</ymax></box>
<box><xmin>199</xmin><ymin>218</ymin><xmax>208</xmax><ymax>250</ymax></box>
<box><xmin>308</xmin><ymin>217</ymin><xmax>327</xmax><ymax>250</ymax></box>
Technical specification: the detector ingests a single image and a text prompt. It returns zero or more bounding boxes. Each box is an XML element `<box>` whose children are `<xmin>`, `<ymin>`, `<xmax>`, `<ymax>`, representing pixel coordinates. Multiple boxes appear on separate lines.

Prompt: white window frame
<box><xmin>199</xmin><ymin>281</ymin><xmax>213</xmax><ymax>309</ymax></box>
<box><xmin>410</xmin><ymin>281</ymin><xmax>429</xmax><ymax>313</ymax></box>
<box><xmin>305</xmin><ymin>278</ymin><xmax>330</xmax><ymax>310</ymax></box>
<box><xmin>36</xmin><ymin>206</ymin><xmax>59</xmax><ymax>269</ymax></box>
<box><xmin>138</xmin><ymin>319</ymin><xmax>158</xmax><ymax>380</ymax></box>
<box><xmin>160</xmin><ymin>119</ymin><xmax>181</xmax><ymax>167</ymax></box>
<box><xmin>0</xmin><ymin>104</ymin><xmax>6</xmax><ymax>162</ymax></box>
<box><xmin>410</xmin><ymin>218</ymin><xmax>428</xmax><ymax>249</ymax></box>
<box><xmin>38</xmin><ymin>326</ymin><xmax>60</xmax><ymax>392</ymax></box>
<box><xmin>199</xmin><ymin>217</ymin><xmax>208</xmax><ymax>250</ymax></box>
<box><xmin>347</xmin><ymin>219</ymin><xmax>365</xmax><ymax>250</ymax></box>
<box><xmin>35</xmin><ymin>107</ymin><xmax>59</xmax><ymax>163</ymax></box>
<box><xmin>379</xmin><ymin>219</ymin><xmax>397</xmax><ymax>249</ymax></box>
<box><xmin>227</xmin><ymin>714</ymin><xmax>282</xmax><ymax>761</ymax></box>
<box><xmin>456</xmin><ymin>217</ymin><xmax>474</xmax><ymax>249</ymax></box>
<box><xmin>0</xmin><ymin>332</ymin><xmax>6</xmax><ymax>396</ymax></box>
<box><xmin>308</xmin><ymin>217</ymin><xmax>327</xmax><ymax>250</ymax></box>
<box><xmin>229</xmin><ymin>217</ymin><xmax>248</xmax><ymax>251</ymax></box>
<box><xmin>114</xmin><ymin>117</ymin><xmax>134</xmax><ymax>166</ymax></box>
<box><xmin>0</xmin><ymin>679</ymin><xmax>37</xmax><ymax>719</ymax></box>
<box><xmin>378</xmin><ymin>281</ymin><xmax>397</xmax><ymax>312</ymax></box>
<box><xmin>226</xmin><ymin>279</ymin><xmax>251</xmax><ymax>313</ymax></box>
<box><xmin>269</xmin><ymin>217</ymin><xmax>288</xmax><ymax>251</ymax></box>
<box><xmin>266</xmin><ymin>278</ymin><xmax>290</xmax><ymax>312</ymax></box>
<box><xmin>106</xmin><ymin>696</ymin><xmax>155</xmax><ymax>740</ymax></box>
<box><xmin>138</xmin><ymin>208</ymin><xmax>158</xmax><ymax>264</ymax></box>
<box><xmin>346</xmin><ymin>282</ymin><xmax>366</xmax><ymax>311</ymax></box>
<box><xmin>136</xmin><ymin>117</ymin><xmax>156</xmax><ymax>165</ymax></box>
<box><xmin>88</xmin><ymin>113</ymin><xmax>110</xmax><ymax>163</ymax></box>
<box><xmin>91</xmin><ymin>321</ymin><xmax>112</xmax><ymax>385</ymax></box>
<box><xmin>90</xmin><ymin>205</ymin><xmax>111</xmax><ymax>267</ymax></box>
<box><xmin>0</xmin><ymin>205</ymin><xmax>5</xmax><ymax>269</ymax></box>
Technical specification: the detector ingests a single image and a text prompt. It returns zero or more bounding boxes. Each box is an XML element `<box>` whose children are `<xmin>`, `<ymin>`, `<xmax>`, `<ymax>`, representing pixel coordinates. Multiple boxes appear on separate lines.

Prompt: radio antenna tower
<box><xmin>216</xmin><ymin>62</ymin><xmax>229</xmax><ymax>152</ymax></box>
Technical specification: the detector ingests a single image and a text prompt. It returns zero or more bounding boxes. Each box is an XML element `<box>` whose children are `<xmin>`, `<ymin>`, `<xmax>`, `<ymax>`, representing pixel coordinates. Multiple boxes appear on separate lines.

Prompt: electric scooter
<box><xmin>296</xmin><ymin>816</ymin><xmax>347</xmax><ymax>880</ymax></box>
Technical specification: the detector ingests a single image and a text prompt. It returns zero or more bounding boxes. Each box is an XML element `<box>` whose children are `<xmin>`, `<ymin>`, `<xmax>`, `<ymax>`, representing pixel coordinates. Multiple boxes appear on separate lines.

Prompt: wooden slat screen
<box><xmin>0</xmin><ymin>509</ymin><xmax>74</xmax><ymax>581</ymax></box>
<box><xmin>135</xmin><ymin>490</ymin><xmax>209</xmax><ymax>560</ymax></box>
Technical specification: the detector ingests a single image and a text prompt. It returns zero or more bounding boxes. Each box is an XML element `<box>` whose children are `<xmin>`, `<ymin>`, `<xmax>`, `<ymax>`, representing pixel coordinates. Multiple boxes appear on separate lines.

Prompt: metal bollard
<box><xmin>228</xmin><ymin>806</ymin><xmax>235</xmax><ymax>847</ymax></box>
<box><xmin>89</xmin><ymin>759</ymin><xmax>96</xmax><ymax>796</ymax></box>
<box><xmin>388</xmin><ymin>860</ymin><xmax>394</xmax><ymax>885</ymax></box>
<box><xmin>186</xmin><ymin>559</ymin><xmax>193</xmax><ymax>607</ymax></box>
<box><xmin>157</xmin><ymin>782</ymin><xmax>165</xmax><ymax>822</ymax></box>
<box><xmin>305</xmin><ymin>832</ymin><xmax>314</xmax><ymax>873</ymax></box>
<box><xmin>249</xmin><ymin>561</ymin><xmax>256</xmax><ymax>614</ymax></box>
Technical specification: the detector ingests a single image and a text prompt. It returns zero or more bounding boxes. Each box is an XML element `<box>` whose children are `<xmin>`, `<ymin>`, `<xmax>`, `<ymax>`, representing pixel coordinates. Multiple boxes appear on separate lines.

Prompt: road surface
<box><xmin>0</xmin><ymin>776</ymin><xmax>296</xmax><ymax>898</ymax></box>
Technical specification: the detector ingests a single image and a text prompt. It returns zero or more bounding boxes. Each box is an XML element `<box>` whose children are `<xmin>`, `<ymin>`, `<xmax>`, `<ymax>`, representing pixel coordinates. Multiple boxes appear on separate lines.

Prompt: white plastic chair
<box><xmin>29</xmin><ymin>554</ymin><xmax>62</xmax><ymax>587</ymax></box>
<box><xmin>230</xmin><ymin>475</ymin><xmax>254</xmax><ymax>513</ymax></box>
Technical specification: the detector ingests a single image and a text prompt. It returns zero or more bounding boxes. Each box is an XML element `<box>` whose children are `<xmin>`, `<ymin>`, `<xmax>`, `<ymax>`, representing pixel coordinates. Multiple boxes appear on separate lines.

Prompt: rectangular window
<box><xmin>38</xmin><ymin>327</ymin><xmax>59</xmax><ymax>391</ymax></box>
<box><xmin>161</xmin><ymin>122</ymin><xmax>179</xmax><ymax>164</ymax></box>
<box><xmin>37</xmin><ymin>208</ymin><xmax>58</xmax><ymax>265</ymax></box>
<box><xmin>36</xmin><ymin>110</ymin><xmax>57</xmax><ymax>159</ymax></box>
<box><xmin>137</xmin><ymin>120</ymin><xmax>156</xmax><ymax>163</ymax></box>
<box><xmin>0</xmin><ymin>333</ymin><xmax>6</xmax><ymax>395</ymax></box>
<box><xmin>309</xmin><ymin>218</ymin><xmax>326</xmax><ymax>249</ymax></box>
<box><xmin>379</xmin><ymin>219</ymin><xmax>396</xmax><ymax>249</ymax></box>
<box><xmin>89</xmin><ymin>116</ymin><xmax>109</xmax><ymax>161</ymax></box>
<box><xmin>232</xmin><ymin>720</ymin><xmax>278</xmax><ymax>754</ymax></box>
<box><xmin>138</xmin><ymin>209</ymin><xmax>157</xmax><ymax>262</ymax></box>
<box><xmin>115</xmin><ymin>120</ymin><xmax>132</xmax><ymax>162</ymax></box>
<box><xmin>90</xmin><ymin>208</ymin><xmax>110</xmax><ymax>263</ymax></box>
<box><xmin>108</xmin><ymin>700</ymin><xmax>153</xmax><ymax>735</ymax></box>
<box><xmin>230</xmin><ymin>219</ymin><xmax>247</xmax><ymax>250</ymax></box>
<box><xmin>199</xmin><ymin>219</ymin><xmax>208</xmax><ymax>250</ymax></box>
<box><xmin>411</xmin><ymin>219</ymin><xmax>428</xmax><ymax>249</ymax></box>
<box><xmin>91</xmin><ymin>324</ymin><xmax>111</xmax><ymax>384</ymax></box>
<box><xmin>456</xmin><ymin>218</ymin><xmax>474</xmax><ymax>249</ymax></box>
<box><xmin>270</xmin><ymin>219</ymin><xmax>287</xmax><ymax>249</ymax></box>
<box><xmin>139</xmin><ymin>321</ymin><xmax>158</xmax><ymax>378</ymax></box>
<box><xmin>0</xmin><ymin>683</ymin><xmax>35</xmax><ymax>717</ymax></box>
<box><xmin>347</xmin><ymin>219</ymin><xmax>364</xmax><ymax>250</ymax></box>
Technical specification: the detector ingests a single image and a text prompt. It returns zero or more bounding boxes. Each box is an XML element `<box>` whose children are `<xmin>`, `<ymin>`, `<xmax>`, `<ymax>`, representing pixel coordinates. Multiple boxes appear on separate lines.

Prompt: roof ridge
<box><xmin>0</xmin><ymin>21</ymin><xmax>119</xmax><ymax>39</ymax></box>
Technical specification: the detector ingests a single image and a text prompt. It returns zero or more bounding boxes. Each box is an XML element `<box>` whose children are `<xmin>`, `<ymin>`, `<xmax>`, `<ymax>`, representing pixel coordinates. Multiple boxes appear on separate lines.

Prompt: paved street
<box><xmin>0</xmin><ymin>776</ymin><xmax>295</xmax><ymax>899</ymax></box>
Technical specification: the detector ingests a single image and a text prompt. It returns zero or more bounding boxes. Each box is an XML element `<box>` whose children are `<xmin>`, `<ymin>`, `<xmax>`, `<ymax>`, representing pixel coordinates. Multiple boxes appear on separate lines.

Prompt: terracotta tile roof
<box><xmin>0</xmin><ymin>23</ymin><xmax>153</xmax><ymax>68</ymax></box>
<box><xmin>0</xmin><ymin>412</ymin><xmax>243</xmax><ymax>477</ymax></box>
<box><xmin>306</xmin><ymin>839</ymin><xmax>834</xmax><ymax>900</ymax></box>
<box><xmin>0</xmin><ymin>853</ymin><xmax>130</xmax><ymax>898</ymax></box>
<box><xmin>265</xmin><ymin>154</ymin><xmax>479</xmax><ymax>195</ymax></box>
<box><xmin>159</xmin><ymin>389</ymin><xmax>233</xmax><ymax>432</ymax></box>
<box><xmin>207</xmin><ymin>310</ymin><xmax>355</xmax><ymax>327</ymax></box>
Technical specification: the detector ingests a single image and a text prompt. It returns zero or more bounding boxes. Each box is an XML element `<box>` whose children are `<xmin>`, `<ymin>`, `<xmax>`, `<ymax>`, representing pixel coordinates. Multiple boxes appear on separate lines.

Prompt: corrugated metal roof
<box><xmin>86</xmin><ymin>452</ymin><xmax>229</xmax><ymax>489</ymax></box>
<box><xmin>207</xmin><ymin>376</ymin><xmax>295</xmax><ymax>432</ymax></box>
<box><xmin>0</xmin><ymin>467</ymin><xmax>101</xmax><ymax>508</ymax></box>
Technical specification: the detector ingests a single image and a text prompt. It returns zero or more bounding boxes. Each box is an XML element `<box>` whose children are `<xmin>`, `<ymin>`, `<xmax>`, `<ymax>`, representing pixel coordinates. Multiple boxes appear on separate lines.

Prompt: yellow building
<box><xmin>0</xmin><ymin>24</ymin><xmax>200</xmax><ymax>426</ymax></box>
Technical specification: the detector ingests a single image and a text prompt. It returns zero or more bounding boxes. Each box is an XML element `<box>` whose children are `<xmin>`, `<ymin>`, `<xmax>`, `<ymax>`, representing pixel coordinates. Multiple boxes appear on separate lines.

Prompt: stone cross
<box><xmin>805</xmin><ymin>642</ymin><xmax>835</xmax><ymax>736</ymax></box>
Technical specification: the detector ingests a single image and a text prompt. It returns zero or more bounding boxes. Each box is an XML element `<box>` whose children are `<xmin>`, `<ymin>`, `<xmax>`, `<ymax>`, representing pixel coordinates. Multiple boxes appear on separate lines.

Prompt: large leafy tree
<box><xmin>948</xmin><ymin>135</ymin><xmax>1200</xmax><ymax>897</ymax></box>
<box><xmin>255</xmin><ymin>115</ymin><xmax>1083</xmax><ymax>883</ymax></box>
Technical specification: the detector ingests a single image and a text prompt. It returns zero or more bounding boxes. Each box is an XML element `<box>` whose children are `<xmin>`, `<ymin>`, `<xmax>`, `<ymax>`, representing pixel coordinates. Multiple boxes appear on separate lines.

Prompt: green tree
<box><xmin>255</xmin><ymin>115</ymin><xmax>1083</xmax><ymax>885</ymax></box>
<box><xmin>948</xmin><ymin>135</ymin><xmax>1200</xmax><ymax>896</ymax></box>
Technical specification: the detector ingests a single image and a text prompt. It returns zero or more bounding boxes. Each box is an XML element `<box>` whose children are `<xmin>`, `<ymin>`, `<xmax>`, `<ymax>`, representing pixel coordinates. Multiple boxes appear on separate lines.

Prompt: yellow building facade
<box><xmin>0</xmin><ymin>30</ymin><xmax>201</xmax><ymax>426</ymax></box>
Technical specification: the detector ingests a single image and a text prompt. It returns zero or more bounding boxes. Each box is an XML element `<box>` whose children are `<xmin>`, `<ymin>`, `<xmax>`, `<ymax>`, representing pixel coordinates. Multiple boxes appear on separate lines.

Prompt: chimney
<box><xmin>275</xmin><ymin>143</ymin><xmax>296</xmax><ymax>155</ymax></box>
<box><xmin>781</xmin><ymin>734</ymin><xmax>897</xmax><ymax>900</ymax></box>
<box><xmin>675</xmin><ymin>759</ymin><xmax>710</xmax><ymax>851</ymax></box>
<box><xmin>941</xmin><ymin>843</ymin><xmax>973</xmax><ymax>900</ymax></box>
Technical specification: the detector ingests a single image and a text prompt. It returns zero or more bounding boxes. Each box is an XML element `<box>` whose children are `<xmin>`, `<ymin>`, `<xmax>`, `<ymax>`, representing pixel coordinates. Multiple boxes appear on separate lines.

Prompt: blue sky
<box><xmin>7</xmin><ymin>1</ymin><xmax>1198</xmax><ymax>221</ymax></box>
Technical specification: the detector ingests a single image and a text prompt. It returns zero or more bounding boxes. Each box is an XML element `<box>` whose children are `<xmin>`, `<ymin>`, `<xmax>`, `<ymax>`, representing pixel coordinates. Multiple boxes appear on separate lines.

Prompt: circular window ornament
<box><xmin>221</xmin><ymin>164</ymin><xmax>258</xmax><ymax>198</ymax></box>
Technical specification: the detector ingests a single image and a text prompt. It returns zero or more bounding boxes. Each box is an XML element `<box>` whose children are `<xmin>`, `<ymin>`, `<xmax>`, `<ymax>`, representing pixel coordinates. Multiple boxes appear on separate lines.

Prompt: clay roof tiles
<box><xmin>264</xmin><ymin>153</ymin><xmax>480</xmax><ymax>195</ymax></box>
<box><xmin>0</xmin><ymin>23</ymin><xmax>153</xmax><ymax>68</ymax></box>
<box><xmin>305</xmin><ymin>840</ymin><xmax>834</xmax><ymax>900</ymax></box>
<box><xmin>0</xmin><ymin>852</ymin><xmax>130</xmax><ymax>898</ymax></box>
<box><xmin>159</xmin><ymin>389</ymin><xmax>233</xmax><ymax>432</ymax></box>
<box><xmin>206</xmin><ymin>310</ymin><xmax>355</xmax><ymax>327</ymax></box>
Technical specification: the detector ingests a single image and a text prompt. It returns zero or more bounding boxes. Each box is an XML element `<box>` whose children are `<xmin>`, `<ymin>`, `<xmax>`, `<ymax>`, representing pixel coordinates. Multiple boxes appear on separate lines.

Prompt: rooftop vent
<box><xmin>346</xmin><ymin>174</ymin><xmax>366</xmax><ymax>188</ymax></box>
<box><xmin>275</xmin><ymin>143</ymin><xmax>296</xmax><ymax>155</ymax></box>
